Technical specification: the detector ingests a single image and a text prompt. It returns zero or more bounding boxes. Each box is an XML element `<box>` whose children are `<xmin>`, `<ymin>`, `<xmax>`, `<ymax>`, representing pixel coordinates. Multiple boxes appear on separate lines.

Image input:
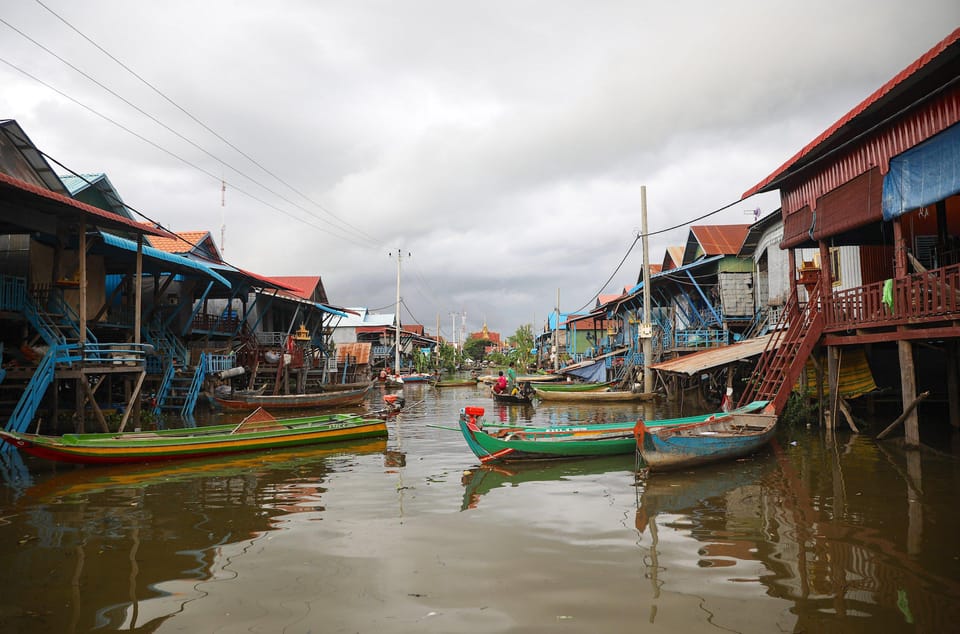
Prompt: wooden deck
<box><xmin>823</xmin><ymin>262</ymin><xmax>960</xmax><ymax>342</ymax></box>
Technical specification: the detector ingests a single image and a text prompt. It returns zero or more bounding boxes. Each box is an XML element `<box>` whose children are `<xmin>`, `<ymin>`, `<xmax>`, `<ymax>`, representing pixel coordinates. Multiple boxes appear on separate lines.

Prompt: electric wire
<box><xmin>30</xmin><ymin>0</ymin><xmax>379</xmax><ymax>245</ymax></box>
<box><xmin>570</xmin><ymin>196</ymin><xmax>746</xmax><ymax>314</ymax></box>
<box><xmin>0</xmin><ymin>15</ymin><xmax>378</xmax><ymax>246</ymax></box>
<box><xmin>0</xmin><ymin>55</ymin><xmax>371</xmax><ymax>248</ymax></box>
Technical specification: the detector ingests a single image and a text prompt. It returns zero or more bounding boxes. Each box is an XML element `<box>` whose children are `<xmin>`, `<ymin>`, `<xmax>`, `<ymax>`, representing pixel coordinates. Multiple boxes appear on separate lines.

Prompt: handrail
<box><xmin>824</xmin><ymin>262</ymin><xmax>960</xmax><ymax>330</ymax></box>
<box><xmin>152</xmin><ymin>361</ymin><xmax>176</xmax><ymax>416</ymax></box>
<box><xmin>181</xmin><ymin>352</ymin><xmax>206</xmax><ymax>419</ymax></box>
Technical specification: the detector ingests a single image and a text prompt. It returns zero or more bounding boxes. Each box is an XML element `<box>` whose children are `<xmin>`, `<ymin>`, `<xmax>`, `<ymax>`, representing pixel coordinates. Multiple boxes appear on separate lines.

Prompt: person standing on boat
<box><xmin>506</xmin><ymin>362</ymin><xmax>517</xmax><ymax>394</ymax></box>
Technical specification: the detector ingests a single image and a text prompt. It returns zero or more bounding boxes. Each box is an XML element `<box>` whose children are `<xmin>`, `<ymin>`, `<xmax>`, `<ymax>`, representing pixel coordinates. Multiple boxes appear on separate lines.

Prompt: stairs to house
<box><xmin>738</xmin><ymin>284</ymin><xmax>825</xmax><ymax>415</ymax></box>
<box><xmin>152</xmin><ymin>353</ymin><xmax>205</xmax><ymax>424</ymax></box>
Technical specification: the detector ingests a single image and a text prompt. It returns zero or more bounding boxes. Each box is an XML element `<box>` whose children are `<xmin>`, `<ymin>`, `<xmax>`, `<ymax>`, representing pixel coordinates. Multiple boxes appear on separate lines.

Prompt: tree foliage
<box><xmin>463</xmin><ymin>337</ymin><xmax>488</xmax><ymax>362</ymax></box>
<box><xmin>507</xmin><ymin>324</ymin><xmax>534</xmax><ymax>369</ymax></box>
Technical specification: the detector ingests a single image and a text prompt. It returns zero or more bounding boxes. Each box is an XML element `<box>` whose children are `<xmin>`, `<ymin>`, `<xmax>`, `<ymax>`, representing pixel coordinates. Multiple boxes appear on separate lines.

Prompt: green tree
<box><xmin>507</xmin><ymin>324</ymin><xmax>534</xmax><ymax>369</ymax></box>
<box><xmin>463</xmin><ymin>337</ymin><xmax>488</xmax><ymax>363</ymax></box>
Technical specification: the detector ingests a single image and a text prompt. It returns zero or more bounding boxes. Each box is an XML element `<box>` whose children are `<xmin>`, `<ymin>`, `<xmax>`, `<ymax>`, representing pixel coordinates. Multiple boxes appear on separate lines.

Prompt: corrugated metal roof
<box><xmin>98</xmin><ymin>231</ymin><xmax>231</xmax><ymax>287</ymax></box>
<box><xmin>202</xmin><ymin>261</ymin><xmax>303</xmax><ymax>292</ymax></box>
<box><xmin>737</xmin><ymin>209</ymin><xmax>783</xmax><ymax>257</ymax></box>
<box><xmin>650</xmin><ymin>334</ymin><xmax>777</xmax><ymax>376</ymax></box>
<box><xmin>689</xmin><ymin>224</ymin><xmax>751</xmax><ymax>257</ymax></box>
<box><xmin>0</xmin><ymin>171</ymin><xmax>169</xmax><ymax>236</ymax></box>
<box><xmin>269</xmin><ymin>276</ymin><xmax>319</xmax><ymax>301</ymax></box>
<box><xmin>743</xmin><ymin>27</ymin><xmax>960</xmax><ymax>199</ymax></box>
<box><xmin>61</xmin><ymin>173</ymin><xmax>132</xmax><ymax>219</ymax></box>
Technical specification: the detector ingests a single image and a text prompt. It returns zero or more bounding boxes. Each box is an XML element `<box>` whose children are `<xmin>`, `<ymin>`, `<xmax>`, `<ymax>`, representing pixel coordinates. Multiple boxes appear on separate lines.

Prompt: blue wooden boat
<box><xmin>454</xmin><ymin>402</ymin><xmax>770</xmax><ymax>464</ymax></box>
<box><xmin>634</xmin><ymin>409</ymin><xmax>778</xmax><ymax>472</ymax></box>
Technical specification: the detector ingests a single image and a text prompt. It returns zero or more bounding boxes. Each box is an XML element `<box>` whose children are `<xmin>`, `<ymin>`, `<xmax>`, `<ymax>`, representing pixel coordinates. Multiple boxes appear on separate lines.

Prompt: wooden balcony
<box><xmin>191</xmin><ymin>312</ymin><xmax>240</xmax><ymax>335</ymax></box>
<box><xmin>823</xmin><ymin>262</ymin><xmax>960</xmax><ymax>338</ymax></box>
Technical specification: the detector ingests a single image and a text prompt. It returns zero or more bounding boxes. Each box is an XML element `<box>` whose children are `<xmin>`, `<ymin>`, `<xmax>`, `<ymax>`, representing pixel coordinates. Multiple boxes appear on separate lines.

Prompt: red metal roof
<box><xmin>269</xmin><ymin>276</ymin><xmax>321</xmax><ymax>301</ymax></box>
<box><xmin>690</xmin><ymin>224</ymin><xmax>751</xmax><ymax>256</ymax></box>
<box><xmin>744</xmin><ymin>27</ymin><xmax>960</xmax><ymax>199</ymax></box>
<box><xmin>0</xmin><ymin>171</ymin><xmax>170</xmax><ymax>236</ymax></box>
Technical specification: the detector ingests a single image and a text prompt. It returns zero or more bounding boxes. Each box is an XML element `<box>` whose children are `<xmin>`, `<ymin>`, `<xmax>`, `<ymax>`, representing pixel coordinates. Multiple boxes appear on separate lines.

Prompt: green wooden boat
<box><xmin>0</xmin><ymin>408</ymin><xmax>387</xmax><ymax>465</ymax></box>
<box><xmin>455</xmin><ymin>402</ymin><xmax>768</xmax><ymax>464</ymax></box>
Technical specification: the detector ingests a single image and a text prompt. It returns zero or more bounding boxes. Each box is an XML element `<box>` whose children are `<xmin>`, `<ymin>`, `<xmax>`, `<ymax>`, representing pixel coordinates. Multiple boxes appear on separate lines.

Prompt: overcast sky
<box><xmin>2</xmin><ymin>2</ymin><xmax>958</xmax><ymax>341</ymax></box>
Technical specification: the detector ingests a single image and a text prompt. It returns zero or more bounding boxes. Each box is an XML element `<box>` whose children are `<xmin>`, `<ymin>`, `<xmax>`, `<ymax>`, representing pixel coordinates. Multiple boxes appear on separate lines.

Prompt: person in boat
<box><xmin>506</xmin><ymin>362</ymin><xmax>518</xmax><ymax>394</ymax></box>
<box><xmin>492</xmin><ymin>371</ymin><xmax>507</xmax><ymax>394</ymax></box>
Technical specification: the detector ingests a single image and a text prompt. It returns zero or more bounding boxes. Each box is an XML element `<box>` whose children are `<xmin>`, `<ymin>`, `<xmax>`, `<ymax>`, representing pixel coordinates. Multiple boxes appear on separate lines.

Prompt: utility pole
<box><xmin>641</xmin><ymin>186</ymin><xmax>654</xmax><ymax>394</ymax></box>
<box><xmin>553</xmin><ymin>288</ymin><xmax>560</xmax><ymax>371</ymax></box>
<box><xmin>391</xmin><ymin>249</ymin><xmax>408</xmax><ymax>373</ymax></box>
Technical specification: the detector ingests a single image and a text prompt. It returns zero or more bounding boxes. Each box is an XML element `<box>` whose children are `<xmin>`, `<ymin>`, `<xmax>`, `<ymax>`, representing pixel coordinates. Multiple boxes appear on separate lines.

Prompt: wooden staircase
<box><xmin>738</xmin><ymin>283</ymin><xmax>825</xmax><ymax>415</ymax></box>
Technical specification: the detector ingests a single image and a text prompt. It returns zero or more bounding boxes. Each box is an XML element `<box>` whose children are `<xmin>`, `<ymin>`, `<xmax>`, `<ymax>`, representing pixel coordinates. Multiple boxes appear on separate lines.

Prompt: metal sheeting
<box><xmin>649</xmin><ymin>334</ymin><xmax>776</xmax><ymax>376</ymax></box>
<box><xmin>98</xmin><ymin>231</ymin><xmax>231</xmax><ymax>287</ymax></box>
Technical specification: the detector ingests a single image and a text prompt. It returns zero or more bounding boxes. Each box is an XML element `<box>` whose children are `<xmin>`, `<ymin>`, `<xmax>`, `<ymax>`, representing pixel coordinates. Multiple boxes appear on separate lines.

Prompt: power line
<box><xmin>31</xmin><ymin>0</ymin><xmax>370</xmax><ymax>242</ymax></box>
<box><xmin>2</xmin><ymin>11</ymin><xmax>380</xmax><ymax>246</ymax></box>
<box><xmin>0</xmin><ymin>55</ymin><xmax>372</xmax><ymax>247</ymax></box>
<box><xmin>570</xmin><ymin>196</ymin><xmax>747</xmax><ymax>313</ymax></box>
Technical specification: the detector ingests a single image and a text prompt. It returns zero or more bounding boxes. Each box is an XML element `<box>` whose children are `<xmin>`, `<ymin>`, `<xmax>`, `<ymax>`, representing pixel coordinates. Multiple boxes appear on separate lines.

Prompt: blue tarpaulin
<box><xmin>882</xmin><ymin>123</ymin><xmax>960</xmax><ymax>221</ymax></box>
<box><xmin>564</xmin><ymin>359</ymin><xmax>607</xmax><ymax>383</ymax></box>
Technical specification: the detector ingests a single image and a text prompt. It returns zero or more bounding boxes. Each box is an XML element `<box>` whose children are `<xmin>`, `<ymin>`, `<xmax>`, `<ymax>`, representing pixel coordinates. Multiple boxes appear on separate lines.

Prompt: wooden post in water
<box><xmin>827</xmin><ymin>347</ymin><xmax>839</xmax><ymax>429</ymax></box>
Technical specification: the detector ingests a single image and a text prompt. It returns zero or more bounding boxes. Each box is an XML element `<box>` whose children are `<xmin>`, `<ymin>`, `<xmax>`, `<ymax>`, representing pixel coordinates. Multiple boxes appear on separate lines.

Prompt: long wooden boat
<box><xmin>0</xmin><ymin>408</ymin><xmax>388</xmax><ymax>465</ymax></box>
<box><xmin>317</xmin><ymin>380</ymin><xmax>373</xmax><ymax>392</ymax></box>
<box><xmin>435</xmin><ymin>379</ymin><xmax>478</xmax><ymax>388</ymax></box>
<box><xmin>634</xmin><ymin>410</ymin><xmax>778</xmax><ymax>472</ymax></box>
<box><xmin>533</xmin><ymin>387</ymin><xmax>655</xmax><ymax>402</ymax></box>
<box><xmin>532</xmin><ymin>381</ymin><xmax>614</xmax><ymax>393</ymax></box>
<box><xmin>385</xmin><ymin>372</ymin><xmax>436</xmax><ymax>386</ymax></box>
<box><xmin>492</xmin><ymin>391</ymin><xmax>534</xmax><ymax>405</ymax></box>
<box><xmin>213</xmin><ymin>383</ymin><xmax>371</xmax><ymax>411</ymax></box>
<box><xmin>453</xmin><ymin>402</ymin><xmax>769</xmax><ymax>464</ymax></box>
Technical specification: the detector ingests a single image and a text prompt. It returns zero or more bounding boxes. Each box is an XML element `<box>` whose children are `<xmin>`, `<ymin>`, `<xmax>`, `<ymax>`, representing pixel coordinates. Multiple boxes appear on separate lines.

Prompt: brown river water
<box><xmin>1</xmin><ymin>382</ymin><xmax>959</xmax><ymax>633</ymax></box>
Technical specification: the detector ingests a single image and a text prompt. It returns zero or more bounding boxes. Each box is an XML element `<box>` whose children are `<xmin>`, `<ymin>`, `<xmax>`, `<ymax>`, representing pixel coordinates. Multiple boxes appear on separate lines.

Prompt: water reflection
<box><xmin>635</xmin><ymin>434</ymin><xmax>960</xmax><ymax>631</ymax></box>
<box><xmin>460</xmin><ymin>455</ymin><xmax>635</xmax><ymax>511</ymax></box>
<box><xmin>0</xmin><ymin>440</ymin><xmax>385</xmax><ymax>633</ymax></box>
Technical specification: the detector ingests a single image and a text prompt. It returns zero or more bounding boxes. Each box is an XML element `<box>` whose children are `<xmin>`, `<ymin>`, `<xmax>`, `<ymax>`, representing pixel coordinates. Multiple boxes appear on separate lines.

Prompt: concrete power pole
<box><xmin>641</xmin><ymin>186</ymin><xmax>654</xmax><ymax>394</ymax></box>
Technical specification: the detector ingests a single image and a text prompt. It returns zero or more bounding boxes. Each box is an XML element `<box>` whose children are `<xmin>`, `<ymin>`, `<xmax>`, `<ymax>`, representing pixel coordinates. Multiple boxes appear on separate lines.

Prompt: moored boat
<box><xmin>634</xmin><ymin>410</ymin><xmax>778</xmax><ymax>472</ymax></box>
<box><xmin>0</xmin><ymin>408</ymin><xmax>388</xmax><ymax>465</ymax></box>
<box><xmin>435</xmin><ymin>378</ymin><xmax>478</xmax><ymax>388</ymax></box>
<box><xmin>532</xmin><ymin>381</ymin><xmax>614</xmax><ymax>392</ymax></box>
<box><xmin>453</xmin><ymin>402</ymin><xmax>769</xmax><ymax>464</ymax></box>
<box><xmin>533</xmin><ymin>387</ymin><xmax>655</xmax><ymax>402</ymax></box>
<box><xmin>213</xmin><ymin>383</ymin><xmax>372</xmax><ymax>411</ymax></box>
<box><xmin>491</xmin><ymin>381</ymin><xmax>535</xmax><ymax>404</ymax></box>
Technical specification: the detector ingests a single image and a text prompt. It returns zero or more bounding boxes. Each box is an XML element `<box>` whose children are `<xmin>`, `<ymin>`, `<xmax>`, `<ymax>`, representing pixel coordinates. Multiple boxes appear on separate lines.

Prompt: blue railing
<box><xmin>152</xmin><ymin>361</ymin><xmax>176</xmax><ymax>416</ymax></box>
<box><xmin>674</xmin><ymin>329</ymin><xmax>730</xmax><ymax>348</ymax></box>
<box><xmin>0</xmin><ymin>276</ymin><xmax>26</xmax><ymax>311</ymax></box>
<box><xmin>2</xmin><ymin>346</ymin><xmax>63</xmax><ymax>446</ymax></box>
<box><xmin>181</xmin><ymin>352</ymin><xmax>206</xmax><ymax>420</ymax></box>
<box><xmin>205</xmin><ymin>353</ymin><xmax>235</xmax><ymax>373</ymax></box>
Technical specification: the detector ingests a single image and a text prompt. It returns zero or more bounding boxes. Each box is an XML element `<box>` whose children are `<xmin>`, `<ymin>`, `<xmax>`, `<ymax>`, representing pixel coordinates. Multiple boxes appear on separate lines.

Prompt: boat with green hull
<box><xmin>454</xmin><ymin>402</ymin><xmax>768</xmax><ymax>464</ymax></box>
<box><xmin>0</xmin><ymin>408</ymin><xmax>388</xmax><ymax>465</ymax></box>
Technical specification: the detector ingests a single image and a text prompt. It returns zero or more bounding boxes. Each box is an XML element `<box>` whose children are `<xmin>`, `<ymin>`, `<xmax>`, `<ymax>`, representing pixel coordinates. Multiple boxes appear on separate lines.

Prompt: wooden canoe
<box><xmin>317</xmin><ymin>380</ymin><xmax>374</xmax><ymax>392</ymax></box>
<box><xmin>533</xmin><ymin>387</ymin><xmax>655</xmax><ymax>402</ymax></box>
<box><xmin>0</xmin><ymin>408</ymin><xmax>387</xmax><ymax>465</ymax></box>
<box><xmin>213</xmin><ymin>383</ymin><xmax>372</xmax><ymax>410</ymax></box>
<box><xmin>532</xmin><ymin>381</ymin><xmax>614</xmax><ymax>392</ymax></box>
<box><xmin>435</xmin><ymin>379</ymin><xmax>478</xmax><ymax>388</ymax></box>
<box><xmin>635</xmin><ymin>410</ymin><xmax>778</xmax><ymax>472</ymax></box>
<box><xmin>454</xmin><ymin>402</ymin><xmax>769</xmax><ymax>464</ymax></box>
